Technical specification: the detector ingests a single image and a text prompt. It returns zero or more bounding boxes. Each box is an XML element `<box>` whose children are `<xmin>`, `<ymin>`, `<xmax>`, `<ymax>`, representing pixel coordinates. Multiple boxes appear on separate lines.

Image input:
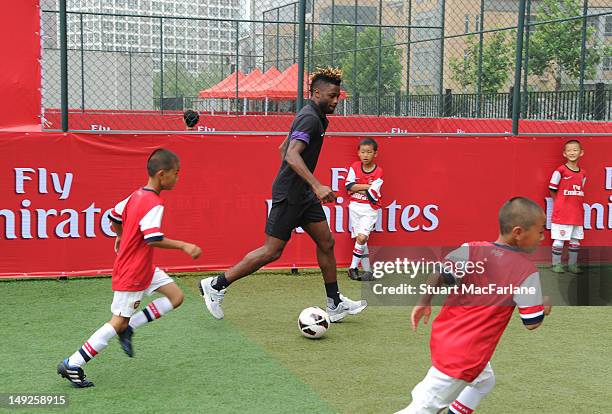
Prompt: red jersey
<box><xmin>549</xmin><ymin>164</ymin><xmax>586</xmax><ymax>225</ymax></box>
<box><xmin>108</xmin><ymin>188</ymin><xmax>165</xmax><ymax>291</ymax></box>
<box><xmin>345</xmin><ymin>161</ymin><xmax>384</xmax><ymax>209</ymax></box>
<box><xmin>431</xmin><ymin>242</ymin><xmax>544</xmax><ymax>382</ymax></box>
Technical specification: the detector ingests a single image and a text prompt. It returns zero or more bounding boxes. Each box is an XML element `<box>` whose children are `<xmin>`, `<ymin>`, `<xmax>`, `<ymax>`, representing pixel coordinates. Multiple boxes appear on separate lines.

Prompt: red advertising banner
<box><xmin>0</xmin><ymin>131</ymin><xmax>610</xmax><ymax>277</ymax></box>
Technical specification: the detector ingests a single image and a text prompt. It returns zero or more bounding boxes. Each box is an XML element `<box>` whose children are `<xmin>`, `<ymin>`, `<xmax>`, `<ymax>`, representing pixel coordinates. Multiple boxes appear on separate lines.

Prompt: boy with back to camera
<box><xmin>396</xmin><ymin>197</ymin><xmax>551</xmax><ymax>414</ymax></box>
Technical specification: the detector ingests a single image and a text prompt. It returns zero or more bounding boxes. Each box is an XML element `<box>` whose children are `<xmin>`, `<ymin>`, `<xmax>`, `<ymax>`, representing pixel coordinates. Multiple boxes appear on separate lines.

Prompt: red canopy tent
<box><xmin>240</xmin><ymin>67</ymin><xmax>282</xmax><ymax>98</ymax></box>
<box><xmin>198</xmin><ymin>71</ymin><xmax>245</xmax><ymax>98</ymax></box>
<box><xmin>244</xmin><ymin>64</ymin><xmax>348</xmax><ymax>100</ymax></box>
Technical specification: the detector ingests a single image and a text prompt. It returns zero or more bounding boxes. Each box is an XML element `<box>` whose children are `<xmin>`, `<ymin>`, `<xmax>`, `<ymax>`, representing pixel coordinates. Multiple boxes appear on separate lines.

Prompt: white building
<box><xmin>52</xmin><ymin>0</ymin><xmax>242</xmax><ymax>73</ymax></box>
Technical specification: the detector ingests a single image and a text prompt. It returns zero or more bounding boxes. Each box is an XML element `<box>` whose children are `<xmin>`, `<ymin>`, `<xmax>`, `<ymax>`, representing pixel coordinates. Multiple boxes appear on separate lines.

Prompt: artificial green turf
<box><xmin>0</xmin><ymin>277</ymin><xmax>334</xmax><ymax>414</ymax></box>
<box><xmin>1</xmin><ymin>270</ymin><xmax>610</xmax><ymax>413</ymax></box>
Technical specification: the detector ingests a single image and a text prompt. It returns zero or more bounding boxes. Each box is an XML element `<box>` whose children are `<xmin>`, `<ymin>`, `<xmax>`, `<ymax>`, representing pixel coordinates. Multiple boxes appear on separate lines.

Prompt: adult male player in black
<box><xmin>199</xmin><ymin>67</ymin><xmax>367</xmax><ymax>322</ymax></box>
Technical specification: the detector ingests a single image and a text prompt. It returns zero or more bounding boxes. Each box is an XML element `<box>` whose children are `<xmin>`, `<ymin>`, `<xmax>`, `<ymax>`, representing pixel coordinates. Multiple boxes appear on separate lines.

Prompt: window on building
<box><xmin>128</xmin><ymin>35</ymin><xmax>138</xmax><ymax>45</ymax></box>
<box><xmin>464</xmin><ymin>15</ymin><xmax>470</xmax><ymax>34</ymax></box>
<box><xmin>605</xmin><ymin>15</ymin><xmax>612</xmax><ymax>36</ymax></box>
<box><xmin>116</xmin><ymin>34</ymin><xmax>126</xmax><ymax>44</ymax></box>
<box><xmin>152</xmin><ymin>1</ymin><xmax>161</xmax><ymax>12</ymax></box>
<box><xmin>603</xmin><ymin>55</ymin><xmax>612</xmax><ymax>71</ymax></box>
<box><xmin>116</xmin><ymin>22</ymin><xmax>126</xmax><ymax>31</ymax></box>
<box><xmin>474</xmin><ymin>15</ymin><xmax>480</xmax><ymax>31</ymax></box>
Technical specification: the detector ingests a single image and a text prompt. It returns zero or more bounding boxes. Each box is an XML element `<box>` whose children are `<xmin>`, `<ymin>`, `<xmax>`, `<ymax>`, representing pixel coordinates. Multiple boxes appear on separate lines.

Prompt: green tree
<box><xmin>311</xmin><ymin>26</ymin><xmax>356</xmax><ymax>72</ymax></box>
<box><xmin>528</xmin><ymin>0</ymin><xmax>607</xmax><ymax>91</ymax></box>
<box><xmin>339</xmin><ymin>27</ymin><xmax>402</xmax><ymax>95</ymax></box>
<box><xmin>154</xmin><ymin>62</ymin><xmax>223</xmax><ymax>98</ymax></box>
<box><xmin>449</xmin><ymin>32</ymin><xmax>515</xmax><ymax>94</ymax></box>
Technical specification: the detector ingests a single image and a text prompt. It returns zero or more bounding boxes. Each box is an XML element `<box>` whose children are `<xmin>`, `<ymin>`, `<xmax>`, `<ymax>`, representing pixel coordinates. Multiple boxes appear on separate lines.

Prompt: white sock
<box><xmin>552</xmin><ymin>240</ymin><xmax>564</xmax><ymax>266</ymax></box>
<box><xmin>67</xmin><ymin>323</ymin><xmax>117</xmax><ymax>367</ymax></box>
<box><xmin>568</xmin><ymin>240</ymin><xmax>580</xmax><ymax>266</ymax></box>
<box><xmin>361</xmin><ymin>244</ymin><xmax>371</xmax><ymax>272</ymax></box>
<box><xmin>350</xmin><ymin>242</ymin><xmax>365</xmax><ymax>269</ymax></box>
<box><xmin>129</xmin><ymin>297</ymin><xmax>174</xmax><ymax>330</ymax></box>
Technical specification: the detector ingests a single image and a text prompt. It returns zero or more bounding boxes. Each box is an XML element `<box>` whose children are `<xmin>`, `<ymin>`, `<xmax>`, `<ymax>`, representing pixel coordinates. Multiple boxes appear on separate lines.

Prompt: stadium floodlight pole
<box><xmin>511</xmin><ymin>0</ymin><xmax>527</xmax><ymax>135</ymax></box>
<box><xmin>578</xmin><ymin>0</ymin><xmax>589</xmax><ymax>120</ymax></box>
<box><xmin>476</xmin><ymin>0</ymin><xmax>485</xmax><ymax>118</ymax></box>
<box><xmin>59</xmin><ymin>0</ymin><xmax>69</xmax><ymax>131</ymax></box>
<box><xmin>438</xmin><ymin>0</ymin><xmax>446</xmax><ymax>118</ymax></box>
<box><xmin>296</xmin><ymin>0</ymin><xmax>307</xmax><ymax>111</ymax></box>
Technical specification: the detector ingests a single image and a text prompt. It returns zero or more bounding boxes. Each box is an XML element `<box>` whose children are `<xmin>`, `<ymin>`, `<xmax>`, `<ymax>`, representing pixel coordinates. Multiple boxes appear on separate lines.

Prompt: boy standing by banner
<box><xmin>344</xmin><ymin>138</ymin><xmax>383</xmax><ymax>281</ymax></box>
<box><xmin>549</xmin><ymin>140</ymin><xmax>586</xmax><ymax>274</ymax></box>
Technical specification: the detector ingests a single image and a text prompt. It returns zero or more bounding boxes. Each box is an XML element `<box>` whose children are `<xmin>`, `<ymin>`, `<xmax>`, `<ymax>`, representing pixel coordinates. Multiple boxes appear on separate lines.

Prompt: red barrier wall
<box><xmin>0</xmin><ymin>0</ymin><xmax>41</xmax><ymax>129</ymax></box>
<box><xmin>43</xmin><ymin>110</ymin><xmax>612</xmax><ymax>134</ymax></box>
<box><xmin>0</xmin><ymin>131</ymin><xmax>610</xmax><ymax>277</ymax></box>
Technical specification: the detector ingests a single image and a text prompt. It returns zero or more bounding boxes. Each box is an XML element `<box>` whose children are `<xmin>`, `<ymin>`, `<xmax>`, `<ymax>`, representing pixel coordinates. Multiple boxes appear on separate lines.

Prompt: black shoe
<box><xmin>348</xmin><ymin>268</ymin><xmax>361</xmax><ymax>280</ymax></box>
<box><xmin>118</xmin><ymin>326</ymin><xmax>134</xmax><ymax>357</ymax></box>
<box><xmin>360</xmin><ymin>271</ymin><xmax>374</xmax><ymax>281</ymax></box>
<box><xmin>57</xmin><ymin>358</ymin><xmax>94</xmax><ymax>388</ymax></box>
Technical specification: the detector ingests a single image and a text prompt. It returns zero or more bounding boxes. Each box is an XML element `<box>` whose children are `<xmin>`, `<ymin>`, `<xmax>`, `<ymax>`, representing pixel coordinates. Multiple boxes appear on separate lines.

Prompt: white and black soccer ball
<box><xmin>298</xmin><ymin>306</ymin><xmax>330</xmax><ymax>339</ymax></box>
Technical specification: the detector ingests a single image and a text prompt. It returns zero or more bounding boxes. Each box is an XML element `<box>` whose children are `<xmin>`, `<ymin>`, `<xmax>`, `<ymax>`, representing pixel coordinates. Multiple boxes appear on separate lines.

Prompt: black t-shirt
<box><xmin>271</xmin><ymin>100</ymin><xmax>329</xmax><ymax>203</ymax></box>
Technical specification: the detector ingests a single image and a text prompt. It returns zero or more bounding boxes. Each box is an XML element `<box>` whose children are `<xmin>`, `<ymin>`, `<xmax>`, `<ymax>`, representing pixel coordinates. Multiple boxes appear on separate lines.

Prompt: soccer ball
<box><xmin>298</xmin><ymin>307</ymin><xmax>330</xmax><ymax>339</ymax></box>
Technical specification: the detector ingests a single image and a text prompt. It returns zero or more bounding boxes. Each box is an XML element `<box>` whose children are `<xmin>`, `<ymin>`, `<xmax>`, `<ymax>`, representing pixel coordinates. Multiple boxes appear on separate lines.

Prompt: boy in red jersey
<box><xmin>396</xmin><ymin>197</ymin><xmax>551</xmax><ymax>414</ymax></box>
<box><xmin>57</xmin><ymin>148</ymin><xmax>202</xmax><ymax>388</ymax></box>
<box><xmin>549</xmin><ymin>140</ymin><xmax>586</xmax><ymax>274</ymax></box>
<box><xmin>345</xmin><ymin>138</ymin><xmax>383</xmax><ymax>281</ymax></box>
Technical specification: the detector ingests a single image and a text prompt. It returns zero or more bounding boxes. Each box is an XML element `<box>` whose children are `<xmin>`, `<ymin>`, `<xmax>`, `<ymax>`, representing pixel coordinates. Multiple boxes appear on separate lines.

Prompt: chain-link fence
<box><xmin>41</xmin><ymin>0</ymin><xmax>611</xmax><ymax>134</ymax></box>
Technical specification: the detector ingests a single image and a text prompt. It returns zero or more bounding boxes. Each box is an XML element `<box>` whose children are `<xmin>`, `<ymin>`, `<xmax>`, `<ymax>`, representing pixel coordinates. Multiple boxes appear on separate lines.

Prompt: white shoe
<box><xmin>198</xmin><ymin>277</ymin><xmax>225</xmax><ymax>320</ymax></box>
<box><xmin>326</xmin><ymin>294</ymin><xmax>367</xmax><ymax>322</ymax></box>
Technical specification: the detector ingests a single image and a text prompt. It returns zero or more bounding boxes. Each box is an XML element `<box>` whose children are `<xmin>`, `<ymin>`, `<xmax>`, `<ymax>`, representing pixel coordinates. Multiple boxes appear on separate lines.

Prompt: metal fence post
<box><xmin>476</xmin><ymin>0</ymin><xmax>484</xmax><ymax>117</ymax></box>
<box><xmin>377</xmin><ymin>0</ymin><xmax>382</xmax><ymax>116</ymax></box>
<box><xmin>129</xmin><ymin>50</ymin><xmax>133</xmax><ymax>110</ymax></box>
<box><xmin>159</xmin><ymin>17</ymin><xmax>164</xmax><ymax>112</ymax></box>
<box><xmin>175</xmin><ymin>52</ymin><xmax>178</xmax><ymax>97</ymax></box>
<box><xmin>353</xmin><ymin>0</ymin><xmax>358</xmax><ymax>94</ymax></box>
<box><xmin>297</xmin><ymin>0</ymin><xmax>307</xmax><ymax>111</ymax></box>
<box><xmin>522</xmin><ymin>0</ymin><xmax>532</xmax><ymax>117</ymax></box>
<box><xmin>80</xmin><ymin>13</ymin><xmax>85</xmax><ymax>112</ymax></box>
<box><xmin>59</xmin><ymin>0</ymin><xmax>69</xmax><ymax>131</ymax></box>
<box><xmin>438</xmin><ymin>0</ymin><xmax>446</xmax><ymax>117</ymax></box>
<box><xmin>511</xmin><ymin>0</ymin><xmax>527</xmax><ymax>135</ymax></box>
<box><xmin>235</xmin><ymin>21</ymin><xmax>240</xmax><ymax>114</ymax></box>
<box><xmin>578</xmin><ymin>0</ymin><xmax>589</xmax><ymax>120</ymax></box>
<box><xmin>594</xmin><ymin>82</ymin><xmax>605</xmax><ymax>120</ymax></box>
<box><xmin>395</xmin><ymin>90</ymin><xmax>401</xmax><ymax>116</ymax></box>
<box><xmin>276</xmin><ymin>8</ymin><xmax>280</xmax><ymax>68</ymax></box>
<box><xmin>331</xmin><ymin>0</ymin><xmax>335</xmax><ymax>67</ymax></box>
<box><xmin>406</xmin><ymin>0</ymin><xmax>412</xmax><ymax>95</ymax></box>
<box><xmin>444</xmin><ymin>88</ymin><xmax>452</xmax><ymax>117</ymax></box>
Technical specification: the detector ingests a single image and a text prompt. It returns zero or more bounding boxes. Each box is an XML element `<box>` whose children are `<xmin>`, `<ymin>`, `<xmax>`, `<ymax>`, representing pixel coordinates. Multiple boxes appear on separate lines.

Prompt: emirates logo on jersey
<box><xmin>133</xmin><ymin>301</ymin><xmax>141</xmax><ymax>309</ymax></box>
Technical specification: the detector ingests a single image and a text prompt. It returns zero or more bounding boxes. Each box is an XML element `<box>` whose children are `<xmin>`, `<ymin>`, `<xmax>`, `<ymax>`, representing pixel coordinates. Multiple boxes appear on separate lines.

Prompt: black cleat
<box><xmin>348</xmin><ymin>268</ymin><xmax>361</xmax><ymax>281</ymax></box>
<box><xmin>118</xmin><ymin>326</ymin><xmax>134</xmax><ymax>357</ymax></box>
<box><xmin>57</xmin><ymin>358</ymin><xmax>94</xmax><ymax>388</ymax></box>
<box><xmin>360</xmin><ymin>271</ymin><xmax>375</xmax><ymax>281</ymax></box>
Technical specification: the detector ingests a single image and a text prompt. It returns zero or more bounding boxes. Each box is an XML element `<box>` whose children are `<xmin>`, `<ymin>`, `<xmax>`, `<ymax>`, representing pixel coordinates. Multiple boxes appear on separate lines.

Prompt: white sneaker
<box><xmin>198</xmin><ymin>277</ymin><xmax>226</xmax><ymax>320</ymax></box>
<box><xmin>326</xmin><ymin>294</ymin><xmax>368</xmax><ymax>322</ymax></box>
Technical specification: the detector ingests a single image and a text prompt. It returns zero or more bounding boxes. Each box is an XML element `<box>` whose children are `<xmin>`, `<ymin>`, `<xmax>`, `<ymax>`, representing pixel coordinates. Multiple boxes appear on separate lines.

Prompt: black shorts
<box><xmin>265</xmin><ymin>199</ymin><xmax>327</xmax><ymax>241</ymax></box>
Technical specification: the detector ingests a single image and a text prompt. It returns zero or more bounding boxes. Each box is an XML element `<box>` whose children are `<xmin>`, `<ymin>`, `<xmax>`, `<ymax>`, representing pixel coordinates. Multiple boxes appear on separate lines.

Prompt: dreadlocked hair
<box><xmin>310</xmin><ymin>67</ymin><xmax>343</xmax><ymax>93</ymax></box>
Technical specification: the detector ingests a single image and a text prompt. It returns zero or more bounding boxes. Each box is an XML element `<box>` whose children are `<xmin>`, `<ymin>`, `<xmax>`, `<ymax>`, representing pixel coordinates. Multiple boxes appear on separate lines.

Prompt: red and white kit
<box><xmin>549</xmin><ymin>165</ymin><xmax>586</xmax><ymax>240</ymax></box>
<box><xmin>345</xmin><ymin>161</ymin><xmax>384</xmax><ymax>238</ymax></box>
<box><xmin>397</xmin><ymin>242</ymin><xmax>545</xmax><ymax>414</ymax></box>
<box><xmin>108</xmin><ymin>188</ymin><xmax>173</xmax><ymax>317</ymax></box>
